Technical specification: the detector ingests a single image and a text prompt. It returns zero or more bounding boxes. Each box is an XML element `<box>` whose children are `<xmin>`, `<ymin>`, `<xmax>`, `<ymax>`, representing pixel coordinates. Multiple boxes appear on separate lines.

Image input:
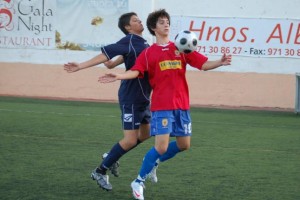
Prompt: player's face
<box><xmin>154</xmin><ymin>17</ymin><xmax>170</xmax><ymax>37</ymax></box>
<box><xmin>128</xmin><ymin>15</ymin><xmax>144</xmax><ymax>34</ymax></box>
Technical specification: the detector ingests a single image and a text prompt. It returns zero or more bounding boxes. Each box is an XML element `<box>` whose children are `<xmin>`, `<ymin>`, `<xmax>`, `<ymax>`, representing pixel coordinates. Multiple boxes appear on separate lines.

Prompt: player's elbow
<box><xmin>201</xmin><ymin>64</ymin><xmax>209</xmax><ymax>71</ymax></box>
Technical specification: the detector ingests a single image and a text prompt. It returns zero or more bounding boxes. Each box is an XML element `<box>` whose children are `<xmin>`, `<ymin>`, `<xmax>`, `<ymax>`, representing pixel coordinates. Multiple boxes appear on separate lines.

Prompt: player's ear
<box><xmin>151</xmin><ymin>27</ymin><xmax>156</xmax><ymax>34</ymax></box>
<box><xmin>125</xmin><ymin>24</ymin><xmax>131</xmax><ymax>32</ymax></box>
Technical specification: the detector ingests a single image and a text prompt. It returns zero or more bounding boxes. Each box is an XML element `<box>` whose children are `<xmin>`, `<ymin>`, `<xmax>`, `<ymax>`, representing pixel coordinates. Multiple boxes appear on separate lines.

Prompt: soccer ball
<box><xmin>174</xmin><ymin>30</ymin><xmax>198</xmax><ymax>53</ymax></box>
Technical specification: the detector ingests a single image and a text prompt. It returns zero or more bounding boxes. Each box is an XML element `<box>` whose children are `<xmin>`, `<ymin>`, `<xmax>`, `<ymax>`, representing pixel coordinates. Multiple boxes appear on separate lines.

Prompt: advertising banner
<box><xmin>0</xmin><ymin>0</ymin><xmax>56</xmax><ymax>49</ymax></box>
<box><xmin>0</xmin><ymin>0</ymin><xmax>128</xmax><ymax>50</ymax></box>
<box><xmin>171</xmin><ymin>16</ymin><xmax>300</xmax><ymax>58</ymax></box>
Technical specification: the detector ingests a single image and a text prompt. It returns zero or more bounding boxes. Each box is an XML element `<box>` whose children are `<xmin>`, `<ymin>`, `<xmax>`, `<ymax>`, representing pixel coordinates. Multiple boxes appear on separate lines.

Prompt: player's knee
<box><xmin>120</xmin><ymin>138</ymin><xmax>138</xmax><ymax>150</ymax></box>
<box><xmin>179</xmin><ymin>144</ymin><xmax>190</xmax><ymax>151</ymax></box>
<box><xmin>127</xmin><ymin>140</ymin><xmax>139</xmax><ymax>148</ymax></box>
<box><xmin>155</xmin><ymin>146</ymin><xmax>168</xmax><ymax>155</ymax></box>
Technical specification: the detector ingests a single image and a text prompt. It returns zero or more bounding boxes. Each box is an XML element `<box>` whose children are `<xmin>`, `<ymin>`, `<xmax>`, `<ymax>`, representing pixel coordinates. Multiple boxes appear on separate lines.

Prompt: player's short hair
<box><xmin>118</xmin><ymin>12</ymin><xmax>137</xmax><ymax>35</ymax></box>
<box><xmin>146</xmin><ymin>9</ymin><xmax>170</xmax><ymax>36</ymax></box>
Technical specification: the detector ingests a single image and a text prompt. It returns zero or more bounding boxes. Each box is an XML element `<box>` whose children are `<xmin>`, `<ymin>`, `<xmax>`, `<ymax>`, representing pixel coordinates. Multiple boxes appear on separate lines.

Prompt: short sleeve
<box><xmin>185</xmin><ymin>51</ymin><xmax>208</xmax><ymax>70</ymax></box>
<box><xmin>100</xmin><ymin>37</ymin><xmax>129</xmax><ymax>60</ymax></box>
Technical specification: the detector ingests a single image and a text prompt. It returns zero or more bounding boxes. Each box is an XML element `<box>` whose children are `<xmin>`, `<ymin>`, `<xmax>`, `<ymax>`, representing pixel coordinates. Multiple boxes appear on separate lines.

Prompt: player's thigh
<box><xmin>138</xmin><ymin>123</ymin><xmax>150</xmax><ymax>141</ymax></box>
<box><xmin>154</xmin><ymin>134</ymin><xmax>170</xmax><ymax>154</ymax></box>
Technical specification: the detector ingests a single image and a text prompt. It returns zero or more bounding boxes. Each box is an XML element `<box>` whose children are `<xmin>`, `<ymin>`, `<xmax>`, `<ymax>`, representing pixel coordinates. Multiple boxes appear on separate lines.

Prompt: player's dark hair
<box><xmin>146</xmin><ymin>9</ymin><xmax>170</xmax><ymax>36</ymax></box>
<box><xmin>118</xmin><ymin>12</ymin><xmax>137</xmax><ymax>35</ymax></box>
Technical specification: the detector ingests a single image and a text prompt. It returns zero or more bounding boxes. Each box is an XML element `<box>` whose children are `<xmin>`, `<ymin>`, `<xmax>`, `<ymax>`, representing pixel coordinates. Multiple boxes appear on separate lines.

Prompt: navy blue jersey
<box><xmin>101</xmin><ymin>34</ymin><xmax>151</xmax><ymax>104</ymax></box>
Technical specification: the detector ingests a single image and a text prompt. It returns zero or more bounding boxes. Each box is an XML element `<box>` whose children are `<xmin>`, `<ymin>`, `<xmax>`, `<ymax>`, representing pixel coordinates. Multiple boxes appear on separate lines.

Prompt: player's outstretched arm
<box><xmin>202</xmin><ymin>54</ymin><xmax>232</xmax><ymax>71</ymax></box>
<box><xmin>64</xmin><ymin>54</ymin><xmax>108</xmax><ymax>73</ymax></box>
<box><xmin>98</xmin><ymin>70</ymin><xmax>140</xmax><ymax>83</ymax></box>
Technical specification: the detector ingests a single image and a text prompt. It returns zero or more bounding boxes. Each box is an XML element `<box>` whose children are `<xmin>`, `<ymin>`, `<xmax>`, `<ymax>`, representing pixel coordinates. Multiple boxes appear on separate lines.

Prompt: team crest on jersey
<box><xmin>123</xmin><ymin>114</ymin><xmax>133</xmax><ymax>122</ymax></box>
<box><xmin>161</xmin><ymin>118</ymin><xmax>168</xmax><ymax>127</ymax></box>
<box><xmin>175</xmin><ymin>50</ymin><xmax>181</xmax><ymax>56</ymax></box>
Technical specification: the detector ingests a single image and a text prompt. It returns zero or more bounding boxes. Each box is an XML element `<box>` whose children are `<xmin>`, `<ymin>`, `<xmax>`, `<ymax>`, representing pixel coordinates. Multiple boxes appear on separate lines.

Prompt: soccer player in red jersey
<box><xmin>99</xmin><ymin>9</ymin><xmax>232</xmax><ymax>200</ymax></box>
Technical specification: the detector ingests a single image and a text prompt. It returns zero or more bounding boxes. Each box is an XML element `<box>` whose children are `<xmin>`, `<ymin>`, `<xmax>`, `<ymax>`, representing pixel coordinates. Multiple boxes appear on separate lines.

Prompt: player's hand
<box><xmin>220</xmin><ymin>54</ymin><xmax>232</xmax><ymax>66</ymax></box>
<box><xmin>98</xmin><ymin>73</ymin><xmax>118</xmax><ymax>83</ymax></box>
<box><xmin>64</xmin><ymin>62</ymin><xmax>81</xmax><ymax>73</ymax></box>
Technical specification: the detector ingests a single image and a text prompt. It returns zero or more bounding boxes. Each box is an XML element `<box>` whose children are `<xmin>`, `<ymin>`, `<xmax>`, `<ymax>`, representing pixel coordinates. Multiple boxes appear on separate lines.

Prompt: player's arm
<box><xmin>98</xmin><ymin>70</ymin><xmax>140</xmax><ymax>83</ymax></box>
<box><xmin>104</xmin><ymin>56</ymin><xmax>124</xmax><ymax>69</ymax></box>
<box><xmin>64</xmin><ymin>54</ymin><xmax>108</xmax><ymax>73</ymax></box>
<box><xmin>99</xmin><ymin>50</ymin><xmax>146</xmax><ymax>83</ymax></box>
<box><xmin>202</xmin><ymin>54</ymin><xmax>232</xmax><ymax>71</ymax></box>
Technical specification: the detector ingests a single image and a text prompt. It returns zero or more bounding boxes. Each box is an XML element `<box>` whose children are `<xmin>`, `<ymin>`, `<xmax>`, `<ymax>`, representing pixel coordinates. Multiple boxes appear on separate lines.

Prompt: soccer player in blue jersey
<box><xmin>64</xmin><ymin>12</ymin><xmax>155</xmax><ymax>191</ymax></box>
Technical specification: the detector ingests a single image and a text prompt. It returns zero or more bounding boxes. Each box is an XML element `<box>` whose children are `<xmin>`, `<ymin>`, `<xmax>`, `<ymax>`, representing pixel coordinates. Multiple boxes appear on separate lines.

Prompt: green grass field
<box><xmin>0</xmin><ymin>96</ymin><xmax>299</xmax><ymax>200</ymax></box>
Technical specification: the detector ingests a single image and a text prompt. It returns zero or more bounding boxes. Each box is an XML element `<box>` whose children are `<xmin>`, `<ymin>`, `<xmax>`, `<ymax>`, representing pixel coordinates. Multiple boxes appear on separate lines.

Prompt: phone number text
<box><xmin>196</xmin><ymin>46</ymin><xmax>300</xmax><ymax>57</ymax></box>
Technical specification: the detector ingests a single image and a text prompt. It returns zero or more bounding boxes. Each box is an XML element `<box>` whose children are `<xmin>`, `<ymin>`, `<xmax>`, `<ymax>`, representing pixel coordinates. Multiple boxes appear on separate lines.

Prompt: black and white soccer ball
<box><xmin>174</xmin><ymin>30</ymin><xmax>198</xmax><ymax>53</ymax></box>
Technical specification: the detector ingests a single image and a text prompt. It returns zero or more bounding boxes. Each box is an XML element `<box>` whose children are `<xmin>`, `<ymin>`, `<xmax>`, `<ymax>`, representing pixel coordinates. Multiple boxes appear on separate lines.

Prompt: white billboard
<box><xmin>171</xmin><ymin>16</ymin><xmax>300</xmax><ymax>58</ymax></box>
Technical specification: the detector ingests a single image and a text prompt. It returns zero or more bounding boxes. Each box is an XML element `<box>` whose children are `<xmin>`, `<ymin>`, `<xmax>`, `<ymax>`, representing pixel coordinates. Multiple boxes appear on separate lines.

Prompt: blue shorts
<box><xmin>120</xmin><ymin>103</ymin><xmax>151</xmax><ymax>130</ymax></box>
<box><xmin>150</xmin><ymin>110</ymin><xmax>192</xmax><ymax>137</ymax></box>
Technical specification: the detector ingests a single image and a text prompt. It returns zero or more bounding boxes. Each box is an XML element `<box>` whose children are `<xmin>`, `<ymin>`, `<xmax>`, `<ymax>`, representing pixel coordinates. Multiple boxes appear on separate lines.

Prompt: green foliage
<box><xmin>55</xmin><ymin>31</ymin><xmax>61</xmax><ymax>44</ymax></box>
<box><xmin>56</xmin><ymin>41</ymin><xmax>84</xmax><ymax>51</ymax></box>
<box><xmin>0</xmin><ymin>97</ymin><xmax>299</xmax><ymax>200</ymax></box>
<box><xmin>55</xmin><ymin>30</ymin><xmax>84</xmax><ymax>51</ymax></box>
